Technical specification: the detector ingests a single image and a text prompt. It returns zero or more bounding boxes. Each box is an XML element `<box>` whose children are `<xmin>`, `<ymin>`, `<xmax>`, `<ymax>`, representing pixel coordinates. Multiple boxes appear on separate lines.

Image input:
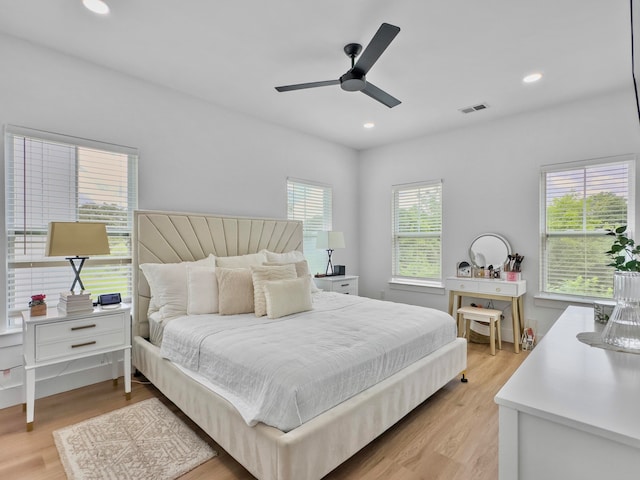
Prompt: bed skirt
<box><xmin>133</xmin><ymin>335</ymin><xmax>467</xmax><ymax>480</ymax></box>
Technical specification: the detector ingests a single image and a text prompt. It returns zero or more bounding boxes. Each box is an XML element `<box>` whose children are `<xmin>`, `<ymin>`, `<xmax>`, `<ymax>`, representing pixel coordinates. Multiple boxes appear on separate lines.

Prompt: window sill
<box><xmin>534</xmin><ymin>292</ymin><xmax>605</xmax><ymax>310</ymax></box>
<box><xmin>389</xmin><ymin>279</ymin><xmax>445</xmax><ymax>296</ymax></box>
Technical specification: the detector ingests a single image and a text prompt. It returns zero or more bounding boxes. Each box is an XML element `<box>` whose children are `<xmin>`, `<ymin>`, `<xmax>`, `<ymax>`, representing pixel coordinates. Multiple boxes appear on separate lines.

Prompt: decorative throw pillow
<box><xmin>140</xmin><ymin>254</ymin><xmax>216</xmax><ymax>319</ymax></box>
<box><xmin>263</xmin><ymin>260</ymin><xmax>322</xmax><ymax>293</ymax></box>
<box><xmin>187</xmin><ymin>266</ymin><xmax>218</xmax><ymax>314</ymax></box>
<box><xmin>263</xmin><ymin>276</ymin><xmax>313</xmax><ymax>319</ymax></box>
<box><xmin>251</xmin><ymin>264</ymin><xmax>297</xmax><ymax>317</ymax></box>
<box><xmin>216</xmin><ymin>268</ymin><xmax>255</xmax><ymax>315</ymax></box>
<box><xmin>262</xmin><ymin>249</ymin><xmax>305</xmax><ymax>264</ymax></box>
<box><xmin>216</xmin><ymin>252</ymin><xmax>268</xmax><ymax>269</ymax></box>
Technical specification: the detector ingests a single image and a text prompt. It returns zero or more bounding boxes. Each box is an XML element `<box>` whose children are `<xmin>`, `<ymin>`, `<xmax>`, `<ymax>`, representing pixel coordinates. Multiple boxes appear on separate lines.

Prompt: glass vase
<box><xmin>601</xmin><ymin>271</ymin><xmax>640</xmax><ymax>351</ymax></box>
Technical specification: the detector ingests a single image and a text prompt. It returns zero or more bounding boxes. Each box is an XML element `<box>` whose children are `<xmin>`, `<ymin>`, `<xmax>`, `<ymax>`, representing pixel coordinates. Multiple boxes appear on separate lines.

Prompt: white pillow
<box><xmin>251</xmin><ymin>264</ymin><xmax>297</xmax><ymax>317</ymax></box>
<box><xmin>263</xmin><ymin>260</ymin><xmax>322</xmax><ymax>293</ymax></box>
<box><xmin>263</xmin><ymin>276</ymin><xmax>313</xmax><ymax>319</ymax></box>
<box><xmin>216</xmin><ymin>252</ymin><xmax>267</xmax><ymax>269</ymax></box>
<box><xmin>141</xmin><ymin>254</ymin><xmax>216</xmax><ymax>319</ymax></box>
<box><xmin>262</xmin><ymin>249</ymin><xmax>305</xmax><ymax>264</ymax></box>
<box><xmin>187</xmin><ymin>266</ymin><xmax>218</xmax><ymax>314</ymax></box>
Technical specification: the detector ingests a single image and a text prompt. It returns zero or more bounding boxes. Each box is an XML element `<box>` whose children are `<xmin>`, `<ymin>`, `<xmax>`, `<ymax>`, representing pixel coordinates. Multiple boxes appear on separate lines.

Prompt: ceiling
<box><xmin>0</xmin><ymin>1</ymin><xmax>632</xmax><ymax>150</ymax></box>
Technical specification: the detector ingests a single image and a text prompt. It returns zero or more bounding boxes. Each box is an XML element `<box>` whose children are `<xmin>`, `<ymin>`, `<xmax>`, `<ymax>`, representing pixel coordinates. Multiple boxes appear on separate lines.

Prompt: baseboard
<box><xmin>0</xmin><ymin>360</ymin><xmax>125</xmax><ymax>410</ymax></box>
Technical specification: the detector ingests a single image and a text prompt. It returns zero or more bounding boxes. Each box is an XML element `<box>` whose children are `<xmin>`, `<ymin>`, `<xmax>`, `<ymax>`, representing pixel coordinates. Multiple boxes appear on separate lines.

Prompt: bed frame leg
<box><xmin>460</xmin><ymin>371</ymin><xmax>468</xmax><ymax>383</ymax></box>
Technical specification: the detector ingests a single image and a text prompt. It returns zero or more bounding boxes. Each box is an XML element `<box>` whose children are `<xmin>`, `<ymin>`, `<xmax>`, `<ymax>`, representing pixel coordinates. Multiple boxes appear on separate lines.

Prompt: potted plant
<box><xmin>29</xmin><ymin>294</ymin><xmax>47</xmax><ymax>316</ymax></box>
<box><xmin>602</xmin><ymin>226</ymin><xmax>640</xmax><ymax>350</ymax></box>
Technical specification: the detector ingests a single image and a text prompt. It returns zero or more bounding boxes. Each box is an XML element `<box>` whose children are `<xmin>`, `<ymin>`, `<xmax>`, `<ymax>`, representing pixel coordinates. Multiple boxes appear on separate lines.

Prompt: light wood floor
<box><xmin>0</xmin><ymin>341</ymin><xmax>527</xmax><ymax>480</ymax></box>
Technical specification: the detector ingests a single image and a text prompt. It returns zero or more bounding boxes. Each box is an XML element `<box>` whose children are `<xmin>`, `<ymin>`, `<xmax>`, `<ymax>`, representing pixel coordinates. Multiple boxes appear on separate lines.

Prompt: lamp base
<box><xmin>325</xmin><ymin>249</ymin><xmax>334</xmax><ymax>276</ymax></box>
<box><xmin>67</xmin><ymin>256</ymin><xmax>88</xmax><ymax>292</ymax></box>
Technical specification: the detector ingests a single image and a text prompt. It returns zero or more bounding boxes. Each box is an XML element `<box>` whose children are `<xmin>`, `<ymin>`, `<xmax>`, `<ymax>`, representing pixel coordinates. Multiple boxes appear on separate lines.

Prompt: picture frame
<box><xmin>456</xmin><ymin>261</ymin><xmax>472</xmax><ymax>278</ymax></box>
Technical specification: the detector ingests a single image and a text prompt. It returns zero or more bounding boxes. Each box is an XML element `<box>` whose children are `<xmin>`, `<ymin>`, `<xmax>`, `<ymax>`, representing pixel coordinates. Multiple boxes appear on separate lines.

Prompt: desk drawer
<box><xmin>36</xmin><ymin>314</ymin><xmax>124</xmax><ymax>343</ymax></box>
<box><xmin>477</xmin><ymin>281</ymin><xmax>518</xmax><ymax>296</ymax></box>
<box><xmin>36</xmin><ymin>330</ymin><xmax>125</xmax><ymax>362</ymax></box>
<box><xmin>447</xmin><ymin>279</ymin><xmax>479</xmax><ymax>292</ymax></box>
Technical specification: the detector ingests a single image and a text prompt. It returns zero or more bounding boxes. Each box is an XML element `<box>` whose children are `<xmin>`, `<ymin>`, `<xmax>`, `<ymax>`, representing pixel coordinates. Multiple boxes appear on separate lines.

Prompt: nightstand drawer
<box><xmin>333</xmin><ymin>281</ymin><xmax>358</xmax><ymax>295</ymax></box>
<box><xmin>36</xmin><ymin>330</ymin><xmax>126</xmax><ymax>362</ymax></box>
<box><xmin>36</xmin><ymin>314</ymin><xmax>125</xmax><ymax>343</ymax></box>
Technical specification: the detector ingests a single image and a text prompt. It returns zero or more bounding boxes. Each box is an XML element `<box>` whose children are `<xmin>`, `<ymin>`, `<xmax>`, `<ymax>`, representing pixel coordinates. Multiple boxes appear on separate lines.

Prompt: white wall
<box><xmin>358</xmin><ymin>87</ymin><xmax>640</xmax><ymax>338</ymax></box>
<box><xmin>0</xmin><ymin>33</ymin><xmax>359</xmax><ymax>408</ymax></box>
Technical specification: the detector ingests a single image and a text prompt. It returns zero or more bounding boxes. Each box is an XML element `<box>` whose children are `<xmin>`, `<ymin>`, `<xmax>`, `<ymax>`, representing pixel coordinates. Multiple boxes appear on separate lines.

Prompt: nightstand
<box><xmin>314</xmin><ymin>275</ymin><xmax>359</xmax><ymax>295</ymax></box>
<box><xmin>21</xmin><ymin>304</ymin><xmax>131</xmax><ymax>431</ymax></box>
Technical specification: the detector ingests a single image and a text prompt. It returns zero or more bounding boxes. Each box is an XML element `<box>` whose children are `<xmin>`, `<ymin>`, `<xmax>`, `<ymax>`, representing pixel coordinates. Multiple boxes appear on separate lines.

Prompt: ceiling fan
<box><xmin>275</xmin><ymin>23</ymin><xmax>401</xmax><ymax>108</ymax></box>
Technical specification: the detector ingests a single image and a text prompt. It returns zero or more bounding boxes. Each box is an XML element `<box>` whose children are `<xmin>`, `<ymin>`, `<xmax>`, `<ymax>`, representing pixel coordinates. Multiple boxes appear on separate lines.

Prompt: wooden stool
<box><xmin>457</xmin><ymin>306</ymin><xmax>502</xmax><ymax>355</ymax></box>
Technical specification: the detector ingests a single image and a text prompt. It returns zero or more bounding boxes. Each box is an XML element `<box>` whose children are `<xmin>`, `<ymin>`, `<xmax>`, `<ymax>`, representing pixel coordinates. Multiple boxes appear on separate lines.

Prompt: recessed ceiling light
<box><xmin>523</xmin><ymin>73</ymin><xmax>542</xmax><ymax>84</ymax></box>
<box><xmin>83</xmin><ymin>0</ymin><xmax>110</xmax><ymax>15</ymax></box>
<box><xmin>363</xmin><ymin>122</ymin><xmax>375</xmax><ymax>129</ymax></box>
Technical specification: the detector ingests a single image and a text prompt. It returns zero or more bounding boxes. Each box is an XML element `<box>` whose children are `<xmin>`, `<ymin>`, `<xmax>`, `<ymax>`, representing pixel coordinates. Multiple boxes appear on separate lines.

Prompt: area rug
<box><xmin>53</xmin><ymin>398</ymin><xmax>216</xmax><ymax>480</ymax></box>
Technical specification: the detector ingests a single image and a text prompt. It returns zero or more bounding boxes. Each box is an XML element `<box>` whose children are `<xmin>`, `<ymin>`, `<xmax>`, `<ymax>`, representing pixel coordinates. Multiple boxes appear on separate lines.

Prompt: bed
<box><xmin>132</xmin><ymin>209</ymin><xmax>467</xmax><ymax>480</ymax></box>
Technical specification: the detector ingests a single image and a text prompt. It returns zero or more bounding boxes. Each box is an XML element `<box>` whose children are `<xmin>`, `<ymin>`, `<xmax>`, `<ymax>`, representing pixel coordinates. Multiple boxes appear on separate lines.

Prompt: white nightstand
<box><xmin>314</xmin><ymin>275</ymin><xmax>359</xmax><ymax>295</ymax></box>
<box><xmin>21</xmin><ymin>304</ymin><xmax>131</xmax><ymax>431</ymax></box>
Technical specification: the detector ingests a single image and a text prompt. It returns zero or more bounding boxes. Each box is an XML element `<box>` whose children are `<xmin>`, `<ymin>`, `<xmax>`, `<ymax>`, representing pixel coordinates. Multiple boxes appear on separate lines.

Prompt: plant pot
<box><xmin>601</xmin><ymin>271</ymin><xmax>640</xmax><ymax>351</ymax></box>
<box><xmin>30</xmin><ymin>304</ymin><xmax>47</xmax><ymax>316</ymax></box>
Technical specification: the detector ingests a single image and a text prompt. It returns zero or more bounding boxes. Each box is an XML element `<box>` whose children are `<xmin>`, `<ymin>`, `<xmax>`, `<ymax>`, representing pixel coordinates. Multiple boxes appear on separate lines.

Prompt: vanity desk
<box><xmin>446</xmin><ymin>276</ymin><xmax>526</xmax><ymax>353</ymax></box>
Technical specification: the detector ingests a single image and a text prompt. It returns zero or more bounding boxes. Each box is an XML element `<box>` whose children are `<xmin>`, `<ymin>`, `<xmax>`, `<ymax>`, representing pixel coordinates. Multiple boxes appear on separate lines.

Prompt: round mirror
<box><xmin>468</xmin><ymin>233</ymin><xmax>511</xmax><ymax>269</ymax></box>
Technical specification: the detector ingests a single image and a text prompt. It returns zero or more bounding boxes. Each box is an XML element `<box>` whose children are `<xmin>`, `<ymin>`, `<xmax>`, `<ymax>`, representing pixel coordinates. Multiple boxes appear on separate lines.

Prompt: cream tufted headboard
<box><xmin>133</xmin><ymin>210</ymin><xmax>303</xmax><ymax>338</ymax></box>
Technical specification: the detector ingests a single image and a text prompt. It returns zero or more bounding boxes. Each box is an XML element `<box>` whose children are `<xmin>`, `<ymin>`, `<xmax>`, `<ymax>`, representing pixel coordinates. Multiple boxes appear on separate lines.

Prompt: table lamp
<box><xmin>316</xmin><ymin>231</ymin><xmax>345</xmax><ymax>276</ymax></box>
<box><xmin>45</xmin><ymin>222</ymin><xmax>110</xmax><ymax>292</ymax></box>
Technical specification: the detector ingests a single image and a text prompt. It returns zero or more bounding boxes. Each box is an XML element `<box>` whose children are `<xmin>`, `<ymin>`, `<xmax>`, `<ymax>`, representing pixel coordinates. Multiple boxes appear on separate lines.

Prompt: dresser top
<box><xmin>495</xmin><ymin>305</ymin><xmax>640</xmax><ymax>447</ymax></box>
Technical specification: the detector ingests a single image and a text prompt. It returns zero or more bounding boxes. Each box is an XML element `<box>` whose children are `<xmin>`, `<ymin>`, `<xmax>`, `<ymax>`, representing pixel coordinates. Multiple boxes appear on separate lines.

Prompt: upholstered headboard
<box><xmin>133</xmin><ymin>210</ymin><xmax>303</xmax><ymax>338</ymax></box>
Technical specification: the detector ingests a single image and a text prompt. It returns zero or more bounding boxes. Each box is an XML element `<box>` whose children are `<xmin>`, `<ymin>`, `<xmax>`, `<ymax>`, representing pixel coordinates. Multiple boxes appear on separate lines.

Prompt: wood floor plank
<box><xmin>0</xmin><ymin>341</ymin><xmax>527</xmax><ymax>479</ymax></box>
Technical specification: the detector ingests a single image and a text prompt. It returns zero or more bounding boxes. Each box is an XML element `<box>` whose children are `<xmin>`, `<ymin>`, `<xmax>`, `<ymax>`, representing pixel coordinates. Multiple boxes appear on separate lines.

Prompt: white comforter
<box><xmin>160</xmin><ymin>292</ymin><xmax>457</xmax><ymax>432</ymax></box>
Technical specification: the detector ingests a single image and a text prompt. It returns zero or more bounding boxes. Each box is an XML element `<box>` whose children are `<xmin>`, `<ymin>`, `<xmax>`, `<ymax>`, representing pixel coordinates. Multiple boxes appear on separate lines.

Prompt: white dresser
<box><xmin>495</xmin><ymin>306</ymin><xmax>640</xmax><ymax>479</ymax></box>
<box><xmin>22</xmin><ymin>304</ymin><xmax>131</xmax><ymax>430</ymax></box>
<box><xmin>313</xmin><ymin>275</ymin><xmax>359</xmax><ymax>295</ymax></box>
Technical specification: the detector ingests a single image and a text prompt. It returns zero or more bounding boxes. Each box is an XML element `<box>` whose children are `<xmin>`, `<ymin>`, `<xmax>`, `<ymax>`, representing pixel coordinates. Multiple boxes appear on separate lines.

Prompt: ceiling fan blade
<box><xmin>275</xmin><ymin>80</ymin><xmax>339</xmax><ymax>92</ymax></box>
<box><xmin>361</xmin><ymin>82</ymin><xmax>401</xmax><ymax>108</ymax></box>
<box><xmin>353</xmin><ymin>23</ymin><xmax>400</xmax><ymax>75</ymax></box>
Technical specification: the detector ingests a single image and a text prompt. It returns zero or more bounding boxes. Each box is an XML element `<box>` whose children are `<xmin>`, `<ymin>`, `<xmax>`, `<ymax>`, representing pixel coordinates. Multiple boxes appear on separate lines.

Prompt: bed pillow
<box><xmin>263</xmin><ymin>276</ymin><xmax>313</xmax><ymax>319</ymax></box>
<box><xmin>187</xmin><ymin>266</ymin><xmax>218</xmax><ymax>314</ymax></box>
<box><xmin>141</xmin><ymin>254</ymin><xmax>216</xmax><ymax>319</ymax></box>
<box><xmin>262</xmin><ymin>249</ymin><xmax>305</xmax><ymax>264</ymax></box>
<box><xmin>263</xmin><ymin>260</ymin><xmax>322</xmax><ymax>293</ymax></box>
<box><xmin>251</xmin><ymin>264</ymin><xmax>297</xmax><ymax>317</ymax></box>
<box><xmin>216</xmin><ymin>268</ymin><xmax>255</xmax><ymax>315</ymax></box>
<box><xmin>216</xmin><ymin>252</ymin><xmax>268</xmax><ymax>269</ymax></box>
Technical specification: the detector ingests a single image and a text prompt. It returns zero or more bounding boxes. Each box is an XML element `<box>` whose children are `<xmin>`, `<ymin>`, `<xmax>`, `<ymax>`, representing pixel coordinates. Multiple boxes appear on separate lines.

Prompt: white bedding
<box><xmin>160</xmin><ymin>292</ymin><xmax>457</xmax><ymax>432</ymax></box>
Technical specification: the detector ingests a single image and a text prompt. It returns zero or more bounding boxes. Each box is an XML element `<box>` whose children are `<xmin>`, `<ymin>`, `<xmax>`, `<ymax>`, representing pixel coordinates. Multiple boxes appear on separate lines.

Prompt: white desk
<box><xmin>445</xmin><ymin>277</ymin><xmax>526</xmax><ymax>353</ymax></box>
<box><xmin>495</xmin><ymin>306</ymin><xmax>640</xmax><ymax>479</ymax></box>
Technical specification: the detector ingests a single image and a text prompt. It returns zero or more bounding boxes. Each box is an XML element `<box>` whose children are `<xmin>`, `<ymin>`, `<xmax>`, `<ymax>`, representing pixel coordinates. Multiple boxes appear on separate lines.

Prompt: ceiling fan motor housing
<box><xmin>340</xmin><ymin>70</ymin><xmax>366</xmax><ymax>91</ymax></box>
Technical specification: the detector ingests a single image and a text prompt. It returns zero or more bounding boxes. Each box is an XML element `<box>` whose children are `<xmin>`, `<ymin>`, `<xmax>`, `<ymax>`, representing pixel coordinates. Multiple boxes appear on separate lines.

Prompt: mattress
<box><xmin>160</xmin><ymin>292</ymin><xmax>457</xmax><ymax>432</ymax></box>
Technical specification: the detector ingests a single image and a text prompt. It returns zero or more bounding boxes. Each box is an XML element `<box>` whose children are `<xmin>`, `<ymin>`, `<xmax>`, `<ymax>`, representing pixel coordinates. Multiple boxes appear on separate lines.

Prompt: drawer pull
<box><xmin>71</xmin><ymin>341</ymin><xmax>96</xmax><ymax>349</ymax></box>
<box><xmin>341</xmin><ymin>283</ymin><xmax>350</xmax><ymax>287</ymax></box>
<box><xmin>495</xmin><ymin>288</ymin><xmax>501</xmax><ymax>292</ymax></box>
<box><xmin>71</xmin><ymin>324</ymin><xmax>96</xmax><ymax>331</ymax></box>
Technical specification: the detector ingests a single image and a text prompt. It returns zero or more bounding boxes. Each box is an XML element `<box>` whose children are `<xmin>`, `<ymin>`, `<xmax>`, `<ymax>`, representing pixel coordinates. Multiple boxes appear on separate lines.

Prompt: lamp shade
<box><xmin>45</xmin><ymin>222</ymin><xmax>110</xmax><ymax>257</ymax></box>
<box><xmin>316</xmin><ymin>231</ymin><xmax>345</xmax><ymax>250</ymax></box>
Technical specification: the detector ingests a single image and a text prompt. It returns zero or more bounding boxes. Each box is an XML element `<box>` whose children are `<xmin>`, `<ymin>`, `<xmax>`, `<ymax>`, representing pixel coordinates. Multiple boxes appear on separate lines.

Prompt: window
<box><xmin>5</xmin><ymin>126</ymin><xmax>138</xmax><ymax>325</ymax></box>
<box><xmin>540</xmin><ymin>156</ymin><xmax>635</xmax><ymax>298</ymax></box>
<box><xmin>286</xmin><ymin>178</ymin><xmax>332</xmax><ymax>275</ymax></box>
<box><xmin>392</xmin><ymin>180</ymin><xmax>443</xmax><ymax>284</ymax></box>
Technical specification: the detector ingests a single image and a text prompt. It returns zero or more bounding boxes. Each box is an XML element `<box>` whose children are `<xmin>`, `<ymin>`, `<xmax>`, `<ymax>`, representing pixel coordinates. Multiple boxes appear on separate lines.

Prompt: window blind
<box><xmin>541</xmin><ymin>157</ymin><xmax>635</xmax><ymax>298</ymax></box>
<box><xmin>392</xmin><ymin>180</ymin><xmax>442</xmax><ymax>283</ymax></box>
<box><xmin>5</xmin><ymin>126</ymin><xmax>138</xmax><ymax>323</ymax></box>
<box><xmin>287</xmin><ymin>178</ymin><xmax>332</xmax><ymax>275</ymax></box>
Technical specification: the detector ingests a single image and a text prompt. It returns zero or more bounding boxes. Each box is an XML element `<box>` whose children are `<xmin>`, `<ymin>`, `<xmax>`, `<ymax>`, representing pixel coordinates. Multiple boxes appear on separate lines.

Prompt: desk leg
<box><xmin>518</xmin><ymin>295</ymin><xmax>525</xmax><ymax>333</ymax></box>
<box><xmin>511</xmin><ymin>298</ymin><xmax>520</xmax><ymax>354</ymax></box>
<box><xmin>25</xmin><ymin>368</ymin><xmax>35</xmax><ymax>431</ymax></box>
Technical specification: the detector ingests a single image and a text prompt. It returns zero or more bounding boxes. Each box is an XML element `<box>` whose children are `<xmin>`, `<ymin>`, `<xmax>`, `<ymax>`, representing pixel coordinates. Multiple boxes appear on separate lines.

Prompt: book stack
<box><xmin>58</xmin><ymin>291</ymin><xmax>94</xmax><ymax>315</ymax></box>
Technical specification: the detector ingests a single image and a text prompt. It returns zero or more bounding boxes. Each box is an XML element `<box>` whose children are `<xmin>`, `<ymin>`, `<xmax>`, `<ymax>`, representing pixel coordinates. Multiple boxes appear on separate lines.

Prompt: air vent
<box><xmin>459</xmin><ymin>103</ymin><xmax>489</xmax><ymax>114</ymax></box>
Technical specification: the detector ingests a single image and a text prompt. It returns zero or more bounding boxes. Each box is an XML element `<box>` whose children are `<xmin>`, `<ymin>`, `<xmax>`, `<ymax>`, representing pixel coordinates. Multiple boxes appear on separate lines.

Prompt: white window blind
<box><xmin>392</xmin><ymin>180</ymin><xmax>442</xmax><ymax>284</ymax></box>
<box><xmin>541</xmin><ymin>156</ymin><xmax>635</xmax><ymax>298</ymax></box>
<box><xmin>287</xmin><ymin>178</ymin><xmax>332</xmax><ymax>275</ymax></box>
<box><xmin>5</xmin><ymin>126</ymin><xmax>138</xmax><ymax>324</ymax></box>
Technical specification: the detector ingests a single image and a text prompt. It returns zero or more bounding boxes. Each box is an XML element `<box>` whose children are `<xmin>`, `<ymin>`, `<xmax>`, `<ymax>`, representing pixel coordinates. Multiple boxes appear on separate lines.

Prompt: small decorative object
<box><xmin>456</xmin><ymin>261</ymin><xmax>472</xmax><ymax>277</ymax></box>
<box><xmin>601</xmin><ymin>226</ymin><xmax>640</xmax><ymax>350</ymax></box>
<box><xmin>503</xmin><ymin>253</ymin><xmax>524</xmax><ymax>281</ymax></box>
<box><xmin>29</xmin><ymin>294</ymin><xmax>47</xmax><ymax>316</ymax></box>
